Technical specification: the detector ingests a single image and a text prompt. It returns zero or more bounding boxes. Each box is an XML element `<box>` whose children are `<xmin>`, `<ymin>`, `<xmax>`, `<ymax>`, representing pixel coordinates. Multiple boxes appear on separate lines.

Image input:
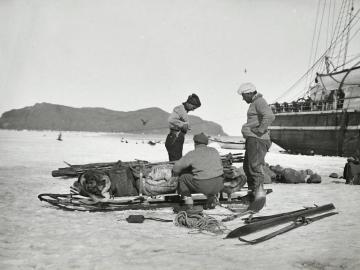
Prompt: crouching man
<box><xmin>172</xmin><ymin>132</ymin><xmax>224</xmax><ymax>209</ymax></box>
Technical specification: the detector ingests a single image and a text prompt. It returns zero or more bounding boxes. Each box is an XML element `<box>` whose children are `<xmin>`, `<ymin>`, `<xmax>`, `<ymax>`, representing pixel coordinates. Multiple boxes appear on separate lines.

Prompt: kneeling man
<box><xmin>172</xmin><ymin>132</ymin><xmax>224</xmax><ymax>209</ymax></box>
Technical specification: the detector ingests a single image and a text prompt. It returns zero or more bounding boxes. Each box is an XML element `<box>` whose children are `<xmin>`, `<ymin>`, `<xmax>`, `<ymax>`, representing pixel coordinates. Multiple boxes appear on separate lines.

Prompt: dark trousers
<box><xmin>243</xmin><ymin>137</ymin><xmax>271</xmax><ymax>191</ymax></box>
<box><xmin>177</xmin><ymin>173</ymin><xmax>224</xmax><ymax>197</ymax></box>
<box><xmin>165</xmin><ymin>131</ymin><xmax>185</xmax><ymax>161</ymax></box>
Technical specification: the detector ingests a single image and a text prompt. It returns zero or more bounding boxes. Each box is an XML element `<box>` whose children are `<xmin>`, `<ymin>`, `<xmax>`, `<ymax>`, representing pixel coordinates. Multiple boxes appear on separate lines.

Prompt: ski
<box><xmin>221</xmin><ymin>210</ymin><xmax>255</xmax><ymax>222</ymax></box>
<box><xmin>225</xmin><ymin>203</ymin><xmax>335</xmax><ymax>239</ymax></box>
<box><xmin>242</xmin><ymin>206</ymin><xmax>318</xmax><ymax>224</ymax></box>
<box><xmin>238</xmin><ymin>212</ymin><xmax>338</xmax><ymax>244</ymax></box>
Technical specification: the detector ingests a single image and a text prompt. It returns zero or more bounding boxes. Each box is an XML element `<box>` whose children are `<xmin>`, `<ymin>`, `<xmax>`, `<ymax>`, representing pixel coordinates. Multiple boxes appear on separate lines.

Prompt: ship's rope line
<box><xmin>322</xmin><ymin>22</ymin><xmax>360</xmax><ymax>75</ymax></box>
<box><xmin>348</xmin><ymin>22</ymin><xmax>360</xmax><ymax>42</ymax></box>
<box><xmin>328</xmin><ymin>0</ymin><xmax>343</xmax><ymax>59</ymax></box>
<box><xmin>343</xmin><ymin>0</ymin><xmax>354</xmax><ymax>64</ymax></box>
<box><xmin>336</xmin><ymin>0</ymin><xmax>352</xmax><ymax>67</ymax></box>
<box><xmin>330</xmin><ymin>54</ymin><xmax>359</xmax><ymax>75</ymax></box>
<box><xmin>316</xmin><ymin>1</ymin><xmax>334</xmax><ymax>86</ymax></box>
<box><xmin>275</xmin><ymin>56</ymin><xmax>325</xmax><ymax>102</ymax></box>
<box><xmin>330</xmin><ymin>0</ymin><xmax>337</xmax><ymax>37</ymax></box>
<box><xmin>317</xmin><ymin>1</ymin><xmax>330</xmax><ymax>75</ymax></box>
<box><xmin>293</xmin><ymin>56</ymin><xmax>359</xmax><ymax>101</ymax></box>
<box><xmin>335</xmin><ymin>0</ymin><xmax>353</xmax><ymax>67</ymax></box>
<box><xmin>306</xmin><ymin>0</ymin><xmax>322</xmax><ymax>91</ymax></box>
<box><xmin>325</xmin><ymin>60</ymin><xmax>360</xmax><ymax>85</ymax></box>
<box><xmin>281</xmin><ymin>3</ymin><xmax>360</xmax><ymax>102</ymax></box>
<box><xmin>294</xmin><ymin>61</ymin><xmax>326</xmax><ymax>101</ymax></box>
<box><xmin>334</xmin><ymin>26</ymin><xmax>360</xmax><ymax>70</ymax></box>
<box><xmin>329</xmin><ymin>0</ymin><xmax>347</xmax><ymax>60</ymax></box>
<box><xmin>324</xmin><ymin>0</ymin><xmax>336</xmax><ymax>74</ymax></box>
<box><xmin>331</xmin><ymin>14</ymin><xmax>360</xmax><ymax>59</ymax></box>
<box><xmin>335</xmin><ymin>0</ymin><xmax>349</xmax><ymax>67</ymax></box>
<box><xmin>330</xmin><ymin>14</ymin><xmax>360</xmax><ymax>70</ymax></box>
<box><xmin>326</xmin><ymin>0</ymin><xmax>332</xmax><ymax>47</ymax></box>
<box><xmin>320</xmin><ymin>0</ymin><xmax>335</xmax><ymax>75</ymax></box>
<box><xmin>274</xmin><ymin>7</ymin><xmax>360</xmax><ymax>102</ymax></box>
<box><xmin>313</xmin><ymin>0</ymin><xmax>328</xmax><ymax>69</ymax></box>
<box><xmin>332</xmin><ymin>1</ymin><xmax>355</xmax><ymax>65</ymax></box>
<box><xmin>343</xmin><ymin>0</ymin><xmax>355</xmax><ymax>67</ymax></box>
<box><xmin>305</xmin><ymin>0</ymin><xmax>323</xmax><ymax>91</ymax></box>
<box><xmin>328</xmin><ymin>0</ymin><xmax>338</xmax><ymax>51</ymax></box>
<box><xmin>341</xmin><ymin>52</ymin><xmax>360</xmax><ymax>60</ymax></box>
<box><xmin>292</xmin><ymin>58</ymin><xmax>360</xmax><ymax>102</ymax></box>
<box><xmin>320</xmin><ymin>0</ymin><xmax>335</xmax><ymax>74</ymax></box>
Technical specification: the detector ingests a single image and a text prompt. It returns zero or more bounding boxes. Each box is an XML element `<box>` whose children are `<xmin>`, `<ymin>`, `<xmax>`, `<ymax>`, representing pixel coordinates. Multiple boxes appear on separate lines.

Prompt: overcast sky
<box><xmin>1</xmin><ymin>0</ymin><xmax>359</xmax><ymax>135</ymax></box>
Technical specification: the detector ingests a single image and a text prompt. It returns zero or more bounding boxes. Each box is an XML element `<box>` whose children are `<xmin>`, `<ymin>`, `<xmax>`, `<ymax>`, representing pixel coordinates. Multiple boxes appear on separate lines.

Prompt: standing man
<box><xmin>165</xmin><ymin>94</ymin><xmax>201</xmax><ymax>161</ymax></box>
<box><xmin>238</xmin><ymin>82</ymin><xmax>275</xmax><ymax>212</ymax></box>
<box><xmin>172</xmin><ymin>132</ymin><xmax>224</xmax><ymax>209</ymax></box>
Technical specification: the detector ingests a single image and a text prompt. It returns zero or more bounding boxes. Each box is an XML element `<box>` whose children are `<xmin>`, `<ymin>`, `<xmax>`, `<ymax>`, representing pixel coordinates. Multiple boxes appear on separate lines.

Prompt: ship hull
<box><xmin>269</xmin><ymin>110</ymin><xmax>360</xmax><ymax>157</ymax></box>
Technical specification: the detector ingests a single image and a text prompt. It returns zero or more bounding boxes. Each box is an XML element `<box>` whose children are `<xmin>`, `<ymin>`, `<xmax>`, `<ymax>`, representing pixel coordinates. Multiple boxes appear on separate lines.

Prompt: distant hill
<box><xmin>0</xmin><ymin>103</ymin><xmax>227</xmax><ymax>135</ymax></box>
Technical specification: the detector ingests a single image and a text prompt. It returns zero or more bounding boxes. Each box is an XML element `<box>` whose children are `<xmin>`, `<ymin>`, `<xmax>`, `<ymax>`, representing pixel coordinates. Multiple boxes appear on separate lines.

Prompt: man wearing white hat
<box><xmin>237</xmin><ymin>82</ymin><xmax>275</xmax><ymax>211</ymax></box>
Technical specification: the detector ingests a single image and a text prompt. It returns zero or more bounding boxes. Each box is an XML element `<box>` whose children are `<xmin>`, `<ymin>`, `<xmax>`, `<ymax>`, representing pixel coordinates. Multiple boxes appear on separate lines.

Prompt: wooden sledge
<box><xmin>38</xmin><ymin>189</ymin><xmax>272</xmax><ymax>212</ymax></box>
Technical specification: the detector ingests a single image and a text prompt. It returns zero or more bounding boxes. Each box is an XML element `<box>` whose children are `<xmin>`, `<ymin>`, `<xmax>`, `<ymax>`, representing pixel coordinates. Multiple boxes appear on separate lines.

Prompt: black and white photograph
<box><xmin>1</xmin><ymin>0</ymin><xmax>360</xmax><ymax>269</ymax></box>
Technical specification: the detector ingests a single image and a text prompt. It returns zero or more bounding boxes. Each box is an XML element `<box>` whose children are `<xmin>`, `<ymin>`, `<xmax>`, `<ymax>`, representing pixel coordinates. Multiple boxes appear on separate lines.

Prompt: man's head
<box><xmin>193</xmin><ymin>132</ymin><xmax>209</xmax><ymax>146</ymax></box>
<box><xmin>184</xmin><ymin>93</ymin><xmax>201</xmax><ymax>111</ymax></box>
<box><xmin>237</xmin><ymin>82</ymin><xmax>257</xmax><ymax>104</ymax></box>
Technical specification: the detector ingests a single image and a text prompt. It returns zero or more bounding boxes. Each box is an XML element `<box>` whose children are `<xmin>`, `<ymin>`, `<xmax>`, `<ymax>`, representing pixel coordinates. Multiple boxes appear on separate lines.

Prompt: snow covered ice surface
<box><xmin>0</xmin><ymin>129</ymin><xmax>359</xmax><ymax>270</ymax></box>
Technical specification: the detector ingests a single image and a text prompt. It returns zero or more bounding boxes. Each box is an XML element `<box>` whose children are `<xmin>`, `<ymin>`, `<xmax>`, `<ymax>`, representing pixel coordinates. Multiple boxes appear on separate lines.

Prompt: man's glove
<box><xmin>251</xmin><ymin>127</ymin><xmax>266</xmax><ymax>137</ymax></box>
<box><xmin>181</xmin><ymin>123</ymin><xmax>189</xmax><ymax>133</ymax></box>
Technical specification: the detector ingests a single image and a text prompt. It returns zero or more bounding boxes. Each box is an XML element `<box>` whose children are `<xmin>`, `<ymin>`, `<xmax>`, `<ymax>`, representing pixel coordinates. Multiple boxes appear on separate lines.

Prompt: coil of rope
<box><xmin>174</xmin><ymin>211</ymin><xmax>226</xmax><ymax>235</ymax></box>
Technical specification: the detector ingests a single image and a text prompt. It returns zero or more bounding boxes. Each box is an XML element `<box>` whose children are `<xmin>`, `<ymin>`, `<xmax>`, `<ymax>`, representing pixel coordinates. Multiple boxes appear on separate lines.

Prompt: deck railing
<box><xmin>271</xmin><ymin>99</ymin><xmax>345</xmax><ymax>114</ymax></box>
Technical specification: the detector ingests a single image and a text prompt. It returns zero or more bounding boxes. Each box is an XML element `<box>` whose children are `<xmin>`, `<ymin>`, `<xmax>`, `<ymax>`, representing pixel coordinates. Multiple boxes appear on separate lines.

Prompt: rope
<box><xmin>335</xmin><ymin>0</ymin><xmax>348</xmax><ymax>66</ymax></box>
<box><xmin>326</xmin><ymin>0</ymin><xmax>333</xmax><ymax>47</ymax></box>
<box><xmin>306</xmin><ymin>0</ymin><xmax>322</xmax><ymax>90</ymax></box>
<box><xmin>329</xmin><ymin>0</ymin><xmax>346</xmax><ymax>59</ymax></box>
<box><xmin>328</xmin><ymin>16</ymin><xmax>360</xmax><ymax>72</ymax></box>
<box><xmin>313</xmin><ymin>0</ymin><xmax>328</xmax><ymax>71</ymax></box>
<box><xmin>174</xmin><ymin>211</ymin><xmax>226</xmax><ymax>235</ymax></box>
<box><xmin>336</xmin><ymin>0</ymin><xmax>351</xmax><ymax>67</ymax></box>
<box><xmin>343</xmin><ymin>0</ymin><xmax>354</xmax><ymax>66</ymax></box>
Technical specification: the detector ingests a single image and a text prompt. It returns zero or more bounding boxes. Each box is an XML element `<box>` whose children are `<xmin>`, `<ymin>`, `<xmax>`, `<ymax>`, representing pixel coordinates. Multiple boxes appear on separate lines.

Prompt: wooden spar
<box><xmin>51</xmin><ymin>153</ymin><xmax>244</xmax><ymax>178</ymax></box>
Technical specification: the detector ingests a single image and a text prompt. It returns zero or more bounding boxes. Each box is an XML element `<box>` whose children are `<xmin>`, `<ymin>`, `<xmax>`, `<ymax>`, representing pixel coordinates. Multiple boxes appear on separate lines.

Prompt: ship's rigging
<box><xmin>275</xmin><ymin>0</ymin><xmax>360</xmax><ymax>103</ymax></box>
